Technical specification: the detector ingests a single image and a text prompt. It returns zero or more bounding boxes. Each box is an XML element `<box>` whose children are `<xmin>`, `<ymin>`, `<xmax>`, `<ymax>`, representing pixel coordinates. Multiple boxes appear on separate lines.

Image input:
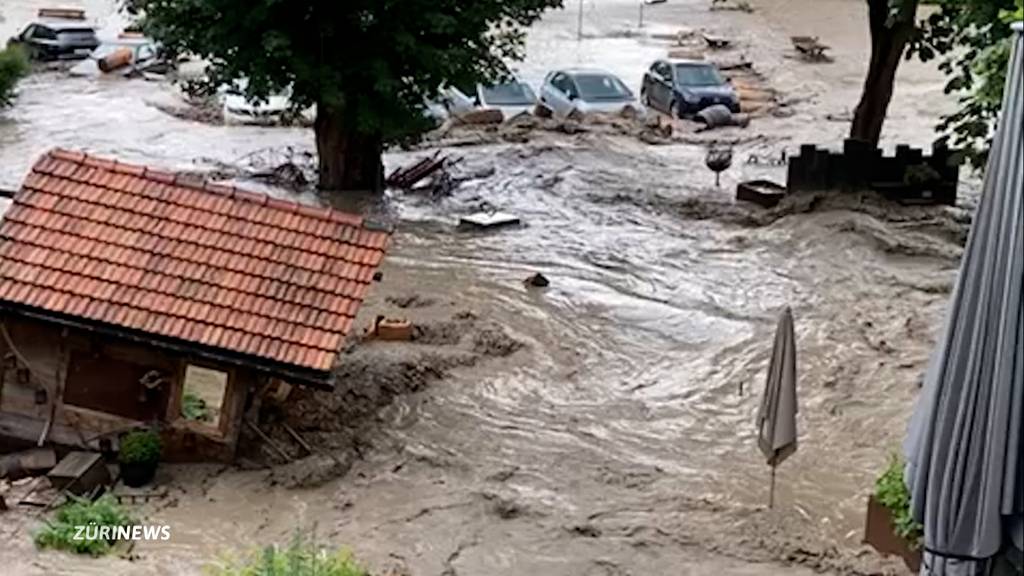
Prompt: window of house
<box><xmin>180</xmin><ymin>364</ymin><xmax>229</xmax><ymax>434</ymax></box>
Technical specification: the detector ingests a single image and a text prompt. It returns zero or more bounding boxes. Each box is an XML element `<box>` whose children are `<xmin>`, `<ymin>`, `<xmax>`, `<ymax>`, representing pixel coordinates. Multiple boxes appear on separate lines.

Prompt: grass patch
<box><xmin>207</xmin><ymin>531</ymin><xmax>369</xmax><ymax>576</ymax></box>
<box><xmin>875</xmin><ymin>453</ymin><xmax>923</xmax><ymax>549</ymax></box>
<box><xmin>34</xmin><ymin>495</ymin><xmax>135</xmax><ymax>556</ymax></box>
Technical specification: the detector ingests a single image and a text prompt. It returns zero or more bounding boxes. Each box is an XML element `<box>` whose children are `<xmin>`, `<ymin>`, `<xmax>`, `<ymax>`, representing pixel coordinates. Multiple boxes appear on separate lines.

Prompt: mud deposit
<box><xmin>0</xmin><ymin>0</ymin><xmax>981</xmax><ymax>575</ymax></box>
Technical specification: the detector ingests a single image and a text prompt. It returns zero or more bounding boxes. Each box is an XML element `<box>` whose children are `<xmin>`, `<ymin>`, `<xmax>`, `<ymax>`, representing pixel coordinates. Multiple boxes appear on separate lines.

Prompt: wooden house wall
<box><xmin>0</xmin><ymin>315</ymin><xmax>258</xmax><ymax>462</ymax></box>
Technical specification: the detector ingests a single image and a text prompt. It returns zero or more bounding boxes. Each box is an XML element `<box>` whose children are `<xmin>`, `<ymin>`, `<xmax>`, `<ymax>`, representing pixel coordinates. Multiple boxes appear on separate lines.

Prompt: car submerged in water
<box><xmin>444</xmin><ymin>79</ymin><xmax>539</xmax><ymax>120</ymax></box>
<box><xmin>640</xmin><ymin>58</ymin><xmax>740</xmax><ymax>117</ymax></box>
<box><xmin>69</xmin><ymin>35</ymin><xmax>163</xmax><ymax>77</ymax></box>
<box><xmin>539</xmin><ymin>68</ymin><xmax>644</xmax><ymax>119</ymax></box>
<box><xmin>7</xmin><ymin>9</ymin><xmax>100</xmax><ymax>61</ymax></box>
<box><xmin>220</xmin><ymin>79</ymin><xmax>308</xmax><ymax>125</ymax></box>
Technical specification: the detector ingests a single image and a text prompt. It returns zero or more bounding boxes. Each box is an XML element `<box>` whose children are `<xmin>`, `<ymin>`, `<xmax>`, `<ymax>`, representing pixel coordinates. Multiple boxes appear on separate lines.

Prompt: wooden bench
<box><xmin>791</xmin><ymin>36</ymin><xmax>831</xmax><ymax>61</ymax></box>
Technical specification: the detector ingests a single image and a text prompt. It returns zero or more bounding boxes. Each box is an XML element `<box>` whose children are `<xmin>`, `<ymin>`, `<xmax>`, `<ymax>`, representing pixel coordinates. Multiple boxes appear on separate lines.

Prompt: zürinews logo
<box><xmin>73</xmin><ymin>524</ymin><xmax>171</xmax><ymax>542</ymax></box>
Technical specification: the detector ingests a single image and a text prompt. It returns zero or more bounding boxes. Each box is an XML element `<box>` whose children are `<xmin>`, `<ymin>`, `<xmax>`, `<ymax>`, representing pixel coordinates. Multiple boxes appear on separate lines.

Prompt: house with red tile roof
<box><xmin>0</xmin><ymin>149</ymin><xmax>390</xmax><ymax>460</ymax></box>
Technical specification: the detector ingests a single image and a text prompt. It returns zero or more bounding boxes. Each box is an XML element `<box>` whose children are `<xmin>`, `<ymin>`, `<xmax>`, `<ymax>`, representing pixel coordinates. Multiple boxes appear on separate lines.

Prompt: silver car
<box><xmin>539</xmin><ymin>68</ymin><xmax>645</xmax><ymax>118</ymax></box>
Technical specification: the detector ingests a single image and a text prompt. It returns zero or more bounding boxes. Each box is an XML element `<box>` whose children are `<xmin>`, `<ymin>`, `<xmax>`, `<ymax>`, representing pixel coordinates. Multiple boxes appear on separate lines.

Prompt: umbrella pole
<box><xmin>769</xmin><ymin>464</ymin><xmax>776</xmax><ymax>509</ymax></box>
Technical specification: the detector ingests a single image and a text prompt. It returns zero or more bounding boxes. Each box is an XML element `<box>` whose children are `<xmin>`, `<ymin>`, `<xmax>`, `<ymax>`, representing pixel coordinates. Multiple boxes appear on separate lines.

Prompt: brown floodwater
<box><xmin>0</xmin><ymin>0</ymin><xmax>978</xmax><ymax>574</ymax></box>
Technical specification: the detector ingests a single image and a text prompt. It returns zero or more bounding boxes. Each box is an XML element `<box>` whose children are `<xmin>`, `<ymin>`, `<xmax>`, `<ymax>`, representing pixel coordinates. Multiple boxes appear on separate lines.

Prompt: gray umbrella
<box><xmin>757</xmin><ymin>306</ymin><xmax>798</xmax><ymax>508</ymax></box>
<box><xmin>903</xmin><ymin>23</ymin><xmax>1023</xmax><ymax>576</ymax></box>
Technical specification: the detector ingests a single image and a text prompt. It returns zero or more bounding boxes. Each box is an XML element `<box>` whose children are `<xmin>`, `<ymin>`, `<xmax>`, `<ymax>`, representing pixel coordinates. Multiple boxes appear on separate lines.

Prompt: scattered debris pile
<box><xmin>239</xmin><ymin>313</ymin><xmax>526</xmax><ymax>486</ymax></box>
<box><xmin>424</xmin><ymin>110</ymin><xmax>675</xmax><ymax>148</ymax></box>
<box><xmin>791</xmin><ymin>36</ymin><xmax>833</xmax><ymax>62</ymax></box>
<box><xmin>709</xmin><ymin>0</ymin><xmax>754</xmax><ymax>12</ymax></box>
<box><xmin>387</xmin><ymin>151</ymin><xmax>458</xmax><ymax>195</ymax></box>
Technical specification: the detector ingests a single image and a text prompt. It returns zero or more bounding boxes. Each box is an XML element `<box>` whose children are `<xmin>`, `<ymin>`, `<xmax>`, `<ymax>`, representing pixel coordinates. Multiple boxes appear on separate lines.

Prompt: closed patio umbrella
<box><xmin>757</xmin><ymin>306</ymin><xmax>798</xmax><ymax>509</ymax></box>
<box><xmin>903</xmin><ymin>22</ymin><xmax>1023</xmax><ymax>576</ymax></box>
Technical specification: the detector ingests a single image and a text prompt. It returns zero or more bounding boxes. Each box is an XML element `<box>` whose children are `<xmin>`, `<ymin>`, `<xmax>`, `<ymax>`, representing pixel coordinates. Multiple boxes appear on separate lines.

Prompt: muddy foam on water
<box><xmin>0</xmin><ymin>0</ymin><xmax>977</xmax><ymax>574</ymax></box>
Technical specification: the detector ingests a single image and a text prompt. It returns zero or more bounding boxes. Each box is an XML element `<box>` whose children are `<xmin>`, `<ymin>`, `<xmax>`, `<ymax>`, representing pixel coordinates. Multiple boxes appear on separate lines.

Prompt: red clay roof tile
<box><xmin>0</xmin><ymin>150</ymin><xmax>390</xmax><ymax>379</ymax></box>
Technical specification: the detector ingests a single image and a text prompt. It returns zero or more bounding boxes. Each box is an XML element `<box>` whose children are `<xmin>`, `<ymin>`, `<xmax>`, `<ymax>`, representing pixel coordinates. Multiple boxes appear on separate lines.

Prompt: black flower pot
<box><xmin>120</xmin><ymin>460</ymin><xmax>158</xmax><ymax>487</ymax></box>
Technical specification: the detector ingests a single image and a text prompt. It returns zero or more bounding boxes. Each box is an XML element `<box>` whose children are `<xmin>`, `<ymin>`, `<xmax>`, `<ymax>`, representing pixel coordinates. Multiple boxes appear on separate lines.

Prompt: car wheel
<box><xmin>670</xmin><ymin>99</ymin><xmax>683</xmax><ymax>119</ymax></box>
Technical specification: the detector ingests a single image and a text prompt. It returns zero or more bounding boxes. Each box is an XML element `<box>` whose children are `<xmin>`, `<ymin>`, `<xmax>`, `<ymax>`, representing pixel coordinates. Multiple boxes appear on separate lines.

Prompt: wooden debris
<box><xmin>702</xmin><ymin>33</ymin><xmax>732</xmax><ymax>49</ymax></box>
<box><xmin>39</xmin><ymin>8</ymin><xmax>86</xmax><ymax>19</ymax></box>
<box><xmin>458</xmin><ymin>212</ymin><xmax>521</xmax><ymax>231</ymax></box>
<box><xmin>245</xmin><ymin>420</ymin><xmax>292</xmax><ymax>463</ymax></box>
<box><xmin>737</xmin><ymin>179</ymin><xmax>787</xmax><ymax>208</ymax></box>
<box><xmin>47</xmin><ymin>452</ymin><xmax>111</xmax><ymax>496</ymax></box>
<box><xmin>386</xmin><ymin>152</ymin><xmax>449</xmax><ymax>190</ymax></box>
<box><xmin>709</xmin><ymin>0</ymin><xmax>753</xmax><ymax>13</ymax></box>
<box><xmin>525</xmin><ymin>273</ymin><xmax>550</xmax><ymax>288</ymax></box>
<box><xmin>0</xmin><ymin>448</ymin><xmax>56</xmax><ymax>480</ymax></box>
<box><xmin>791</xmin><ymin>36</ymin><xmax>832</xmax><ymax>62</ymax></box>
<box><xmin>452</xmin><ymin>108</ymin><xmax>504</xmax><ymax>126</ymax></box>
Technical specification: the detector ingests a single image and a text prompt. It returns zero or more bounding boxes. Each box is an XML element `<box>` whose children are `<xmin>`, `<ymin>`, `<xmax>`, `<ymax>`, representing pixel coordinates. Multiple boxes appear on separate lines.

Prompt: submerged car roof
<box><xmin>559</xmin><ymin>68</ymin><xmax>617</xmax><ymax>76</ymax></box>
<box><xmin>666</xmin><ymin>58</ymin><xmax>713</xmax><ymax>66</ymax></box>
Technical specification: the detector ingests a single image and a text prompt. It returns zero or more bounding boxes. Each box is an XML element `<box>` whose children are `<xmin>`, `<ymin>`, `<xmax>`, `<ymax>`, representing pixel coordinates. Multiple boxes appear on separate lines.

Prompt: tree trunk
<box><xmin>850</xmin><ymin>0</ymin><xmax>919</xmax><ymax>145</ymax></box>
<box><xmin>314</xmin><ymin>104</ymin><xmax>384</xmax><ymax>193</ymax></box>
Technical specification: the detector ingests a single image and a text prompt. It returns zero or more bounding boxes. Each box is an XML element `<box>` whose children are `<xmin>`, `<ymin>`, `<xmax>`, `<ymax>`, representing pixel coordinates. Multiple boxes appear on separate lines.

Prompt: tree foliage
<box><xmin>126</xmin><ymin>0</ymin><xmax>562</xmax><ymax>190</ymax></box>
<box><xmin>0</xmin><ymin>45</ymin><xmax>29</xmax><ymax>108</ymax></box>
<box><xmin>907</xmin><ymin>0</ymin><xmax>1019</xmax><ymax>168</ymax></box>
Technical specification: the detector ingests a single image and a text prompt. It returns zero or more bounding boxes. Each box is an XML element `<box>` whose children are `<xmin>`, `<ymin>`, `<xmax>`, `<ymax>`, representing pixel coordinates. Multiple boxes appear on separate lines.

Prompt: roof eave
<box><xmin>0</xmin><ymin>302</ymin><xmax>337</xmax><ymax>391</ymax></box>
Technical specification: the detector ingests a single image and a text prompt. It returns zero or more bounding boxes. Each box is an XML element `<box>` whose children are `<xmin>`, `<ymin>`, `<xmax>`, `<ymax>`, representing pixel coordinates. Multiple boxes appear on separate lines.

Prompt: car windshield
<box><xmin>57</xmin><ymin>28</ymin><xmax>97</xmax><ymax>41</ymax></box>
<box><xmin>574</xmin><ymin>74</ymin><xmax>632</xmax><ymax>101</ymax></box>
<box><xmin>674</xmin><ymin>64</ymin><xmax>725</xmax><ymax>87</ymax></box>
<box><xmin>480</xmin><ymin>82</ymin><xmax>537</xmax><ymax>106</ymax></box>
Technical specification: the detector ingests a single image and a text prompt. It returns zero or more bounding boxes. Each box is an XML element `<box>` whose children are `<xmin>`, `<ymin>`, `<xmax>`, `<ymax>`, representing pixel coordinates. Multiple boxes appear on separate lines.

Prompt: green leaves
<box><xmin>1000</xmin><ymin>0</ymin><xmax>1024</xmax><ymax>21</ymax></box>
<box><xmin>207</xmin><ymin>530</ymin><xmax>369</xmax><ymax>576</ymax></box>
<box><xmin>129</xmin><ymin>0</ymin><xmax>563</xmax><ymax>141</ymax></box>
<box><xmin>874</xmin><ymin>454</ymin><xmax>923</xmax><ymax>548</ymax></box>
<box><xmin>119</xmin><ymin>429</ymin><xmax>162</xmax><ymax>464</ymax></box>
<box><xmin>34</xmin><ymin>495</ymin><xmax>135</xmax><ymax>556</ymax></box>
<box><xmin>907</xmin><ymin>0</ymin><xmax>1016</xmax><ymax>169</ymax></box>
<box><xmin>0</xmin><ymin>45</ymin><xmax>29</xmax><ymax>108</ymax></box>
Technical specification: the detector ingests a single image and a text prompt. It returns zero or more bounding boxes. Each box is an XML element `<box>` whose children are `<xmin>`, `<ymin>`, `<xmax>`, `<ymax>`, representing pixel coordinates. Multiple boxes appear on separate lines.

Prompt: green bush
<box><xmin>119</xmin><ymin>429</ymin><xmax>162</xmax><ymax>464</ymax></box>
<box><xmin>207</xmin><ymin>532</ymin><xmax>369</xmax><ymax>576</ymax></box>
<box><xmin>34</xmin><ymin>495</ymin><xmax>134</xmax><ymax>556</ymax></box>
<box><xmin>182</xmin><ymin>390</ymin><xmax>211</xmax><ymax>422</ymax></box>
<box><xmin>0</xmin><ymin>45</ymin><xmax>29</xmax><ymax>108</ymax></box>
<box><xmin>875</xmin><ymin>454</ymin><xmax>923</xmax><ymax>549</ymax></box>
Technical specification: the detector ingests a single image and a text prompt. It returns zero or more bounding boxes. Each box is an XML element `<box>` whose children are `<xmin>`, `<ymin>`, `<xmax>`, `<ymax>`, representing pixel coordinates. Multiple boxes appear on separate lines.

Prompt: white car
<box><xmin>444</xmin><ymin>79</ymin><xmax>538</xmax><ymax>120</ymax></box>
<box><xmin>539</xmin><ymin>69</ymin><xmax>645</xmax><ymax>119</ymax></box>
<box><xmin>221</xmin><ymin>79</ymin><xmax>295</xmax><ymax>125</ymax></box>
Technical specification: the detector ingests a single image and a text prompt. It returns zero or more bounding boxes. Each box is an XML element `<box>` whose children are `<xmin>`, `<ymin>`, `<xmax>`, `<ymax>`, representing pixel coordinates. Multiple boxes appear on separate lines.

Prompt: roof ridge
<box><xmin>46</xmin><ymin>148</ymin><xmax>385</xmax><ymax>231</ymax></box>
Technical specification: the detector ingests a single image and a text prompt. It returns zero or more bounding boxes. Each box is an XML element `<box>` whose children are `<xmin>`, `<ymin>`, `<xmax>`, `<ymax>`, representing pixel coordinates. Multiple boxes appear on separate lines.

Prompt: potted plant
<box><xmin>864</xmin><ymin>454</ymin><xmax>923</xmax><ymax>573</ymax></box>
<box><xmin>118</xmin><ymin>429</ymin><xmax>162</xmax><ymax>487</ymax></box>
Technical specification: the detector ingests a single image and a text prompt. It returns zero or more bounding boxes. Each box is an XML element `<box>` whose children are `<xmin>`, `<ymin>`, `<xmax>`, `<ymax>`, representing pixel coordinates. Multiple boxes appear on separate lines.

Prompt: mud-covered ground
<box><xmin>0</xmin><ymin>0</ymin><xmax>978</xmax><ymax>574</ymax></box>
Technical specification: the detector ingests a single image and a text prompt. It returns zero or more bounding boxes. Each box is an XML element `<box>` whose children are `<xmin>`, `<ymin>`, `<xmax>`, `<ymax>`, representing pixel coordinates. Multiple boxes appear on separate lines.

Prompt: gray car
<box><xmin>8</xmin><ymin>19</ymin><xmax>100</xmax><ymax>61</ymax></box>
<box><xmin>641</xmin><ymin>59</ymin><xmax>740</xmax><ymax>117</ymax></box>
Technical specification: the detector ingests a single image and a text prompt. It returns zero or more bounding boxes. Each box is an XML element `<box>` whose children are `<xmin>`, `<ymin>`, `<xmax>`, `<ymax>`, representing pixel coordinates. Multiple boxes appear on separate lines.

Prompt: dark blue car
<box><xmin>640</xmin><ymin>59</ymin><xmax>740</xmax><ymax>118</ymax></box>
<box><xmin>8</xmin><ymin>19</ymin><xmax>100</xmax><ymax>61</ymax></box>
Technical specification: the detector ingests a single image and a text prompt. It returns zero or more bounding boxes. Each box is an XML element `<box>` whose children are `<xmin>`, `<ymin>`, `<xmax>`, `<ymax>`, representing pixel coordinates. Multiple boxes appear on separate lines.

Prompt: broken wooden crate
<box><xmin>48</xmin><ymin>451</ymin><xmax>111</xmax><ymax>496</ymax></box>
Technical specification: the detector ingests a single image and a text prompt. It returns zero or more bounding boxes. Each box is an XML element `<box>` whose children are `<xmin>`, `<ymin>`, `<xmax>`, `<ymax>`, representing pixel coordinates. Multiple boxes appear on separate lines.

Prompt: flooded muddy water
<box><xmin>0</xmin><ymin>0</ymin><xmax>978</xmax><ymax>574</ymax></box>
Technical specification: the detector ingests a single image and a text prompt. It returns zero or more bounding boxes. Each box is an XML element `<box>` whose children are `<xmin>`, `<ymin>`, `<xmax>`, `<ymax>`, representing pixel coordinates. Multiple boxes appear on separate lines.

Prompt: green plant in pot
<box><xmin>118</xmin><ymin>429</ymin><xmax>161</xmax><ymax>488</ymax></box>
<box><xmin>875</xmin><ymin>454</ymin><xmax>923</xmax><ymax>548</ymax></box>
